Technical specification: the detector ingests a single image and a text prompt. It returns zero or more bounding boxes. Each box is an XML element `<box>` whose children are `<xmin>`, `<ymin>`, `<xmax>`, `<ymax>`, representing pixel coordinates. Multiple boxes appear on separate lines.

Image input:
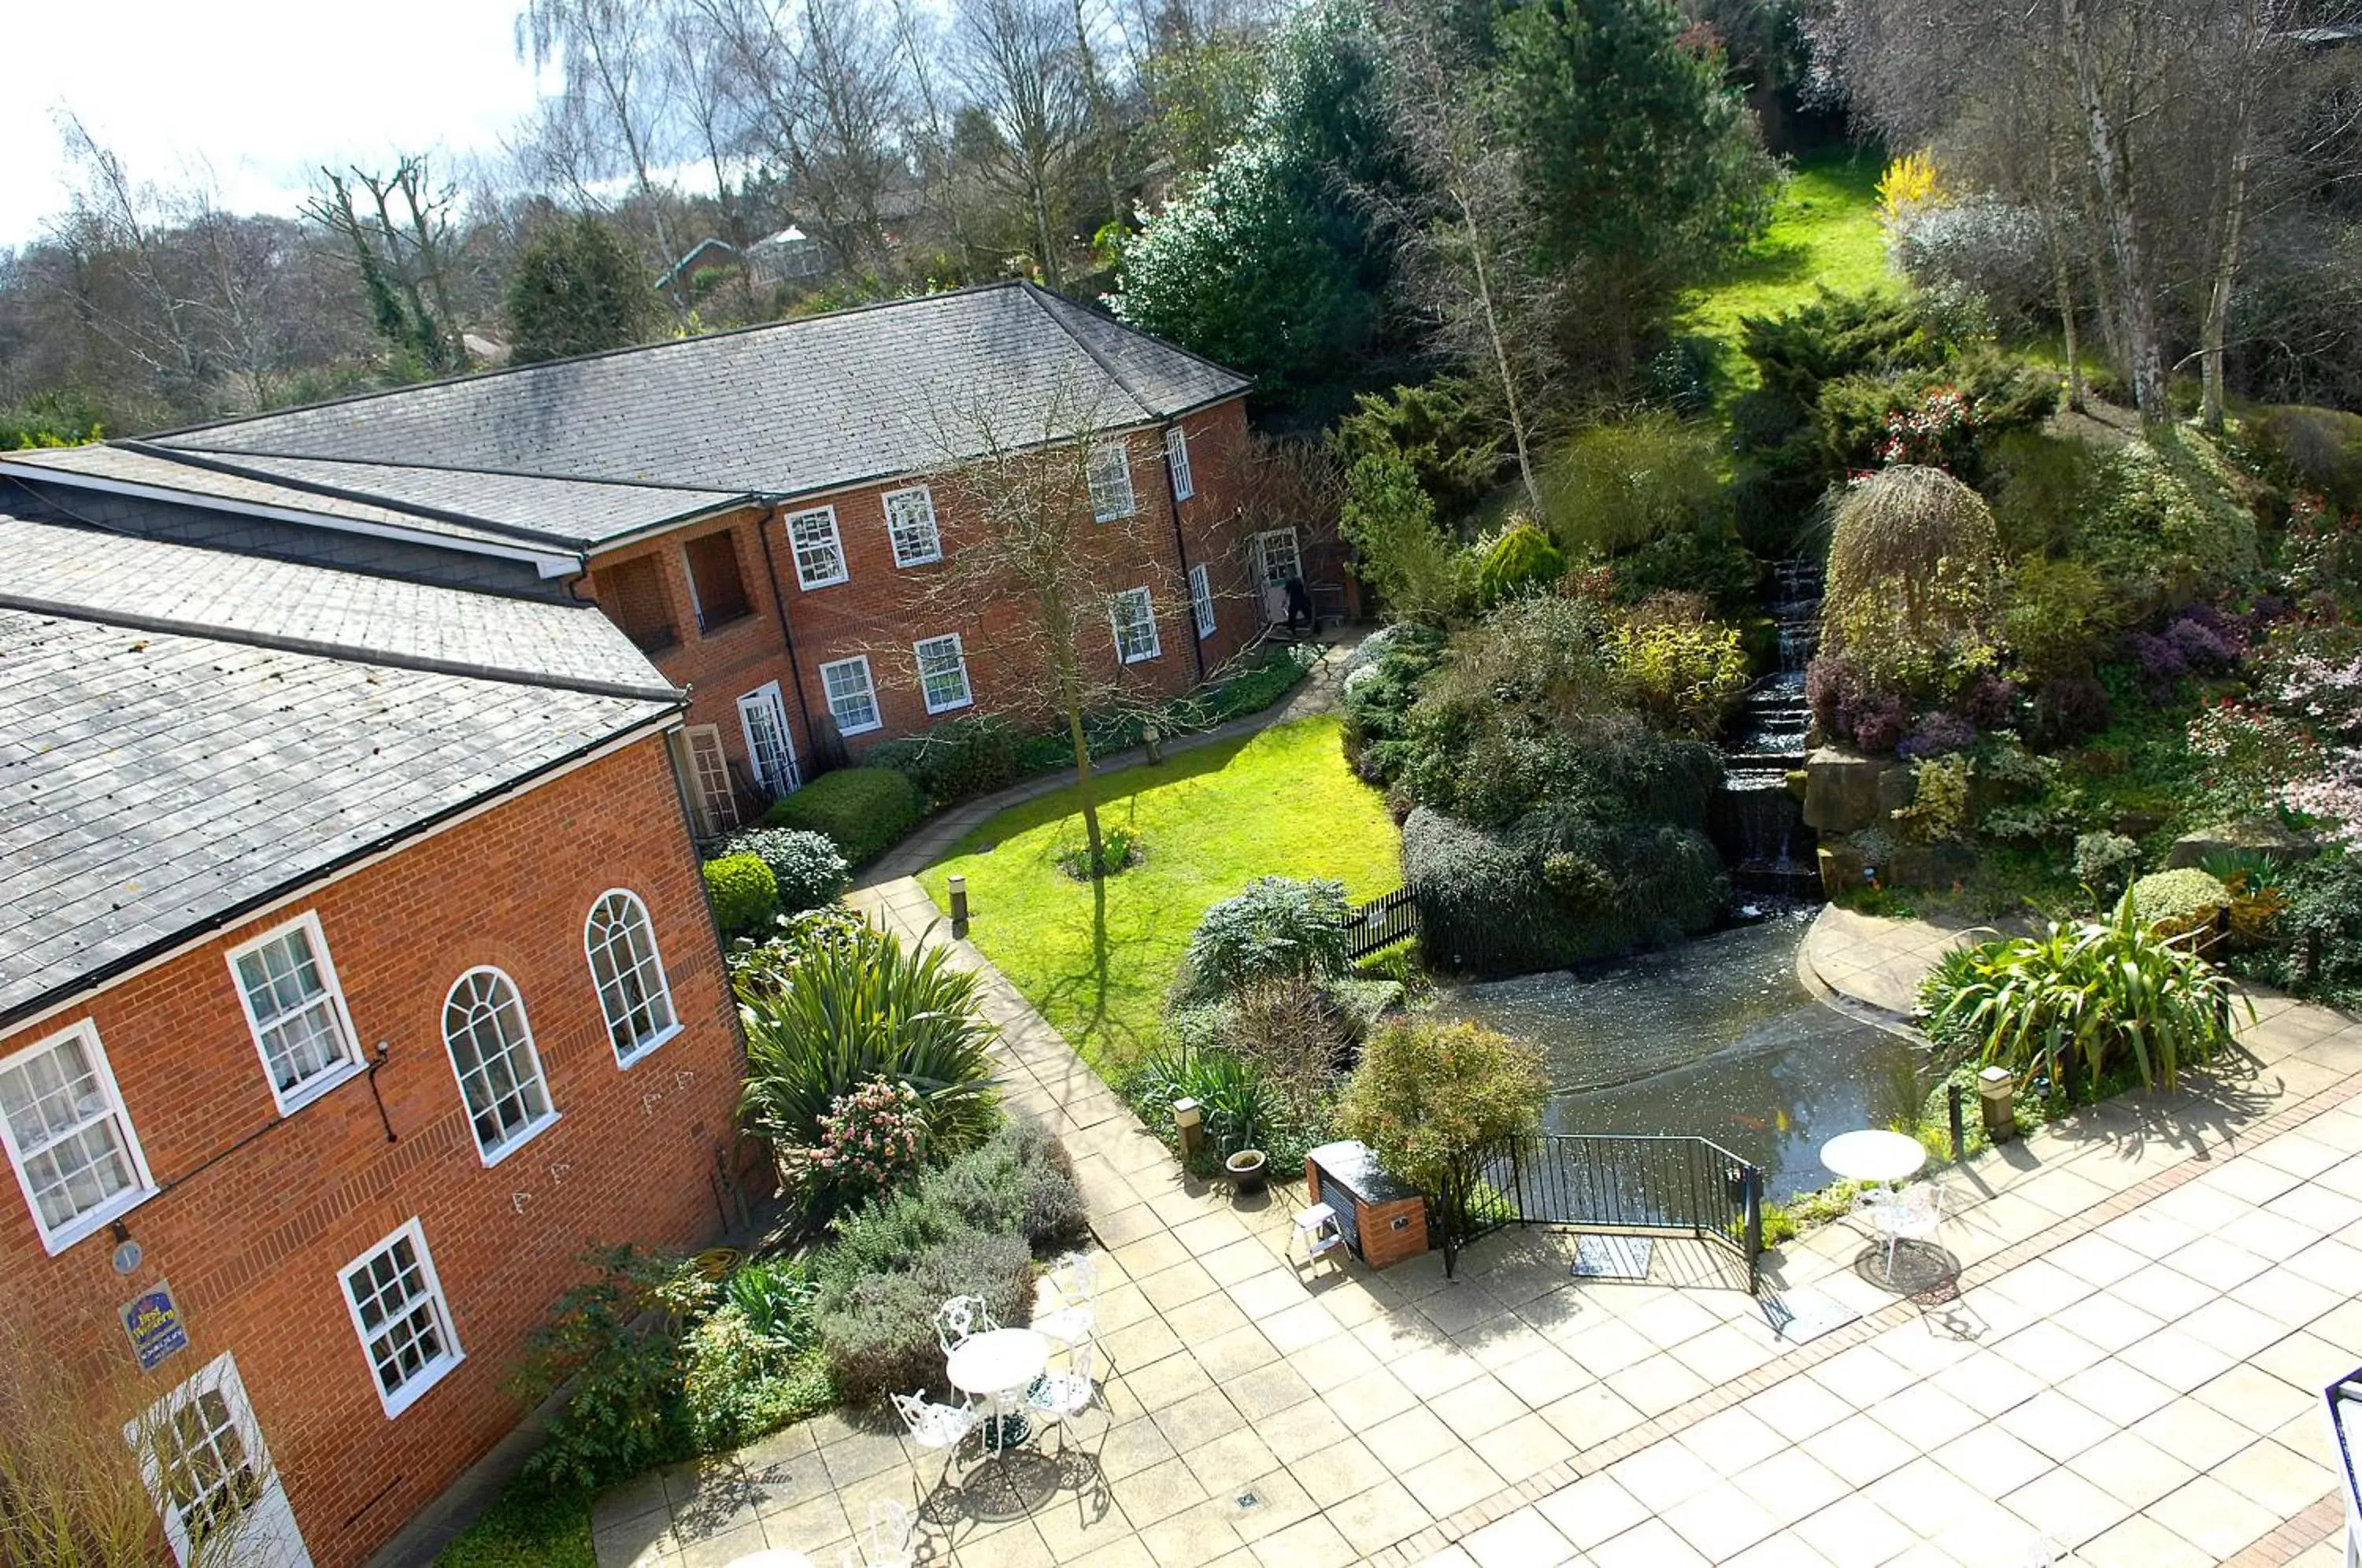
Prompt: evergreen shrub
<box><xmin>702</xmin><ymin>853</ymin><xmax>780</xmax><ymax>941</ymax></box>
<box><xmin>764</xmin><ymin>767</ymin><xmax>927</xmax><ymax>865</ymax></box>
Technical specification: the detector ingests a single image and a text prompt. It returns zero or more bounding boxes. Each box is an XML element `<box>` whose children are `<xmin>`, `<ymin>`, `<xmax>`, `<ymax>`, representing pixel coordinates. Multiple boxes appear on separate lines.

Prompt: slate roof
<box><xmin>0</xmin><ymin>516</ymin><xmax>674</xmax><ymax>700</ymax></box>
<box><xmin>152</xmin><ymin>282</ymin><xmax>1249</xmax><ymax>502</ymax></box>
<box><xmin>0</xmin><ymin>515</ymin><xmax>681</xmax><ymax>1023</ymax></box>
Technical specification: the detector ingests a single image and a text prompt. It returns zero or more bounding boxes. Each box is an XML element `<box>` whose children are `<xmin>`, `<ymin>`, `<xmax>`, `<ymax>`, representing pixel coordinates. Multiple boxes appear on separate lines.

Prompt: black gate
<box><xmin>1438</xmin><ymin>1133</ymin><xmax>1764</xmax><ymax>1293</ymax></box>
<box><xmin>1342</xmin><ymin>887</ymin><xmax>1420</xmax><ymax>960</ymax></box>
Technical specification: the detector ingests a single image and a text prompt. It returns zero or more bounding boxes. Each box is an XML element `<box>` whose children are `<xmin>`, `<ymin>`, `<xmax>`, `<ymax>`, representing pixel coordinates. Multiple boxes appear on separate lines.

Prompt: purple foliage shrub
<box><xmin>2164</xmin><ymin>613</ymin><xmax>2240</xmax><ymax>675</ymax></box>
<box><xmin>2127</xmin><ymin>632</ymin><xmax>2188</xmax><ymax>694</ymax></box>
<box><xmin>1847</xmin><ymin>693</ymin><xmax>1909</xmax><ymax>753</ymax></box>
<box><xmin>1806</xmin><ymin>652</ymin><xmax>1853</xmax><ymax>738</ymax></box>
<box><xmin>1898</xmin><ymin>712</ymin><xmax>1977</xmax><ymax>759</ymax></box>
<box><xmin>1954</xmin><ymin>672</ymin><xmax>2017</xmax><ymax>729</ymax></box>
<box><xmin>2031</xmin><ymin>675</ymin><xmax>2112</xmax><ymax>745</ymax></box>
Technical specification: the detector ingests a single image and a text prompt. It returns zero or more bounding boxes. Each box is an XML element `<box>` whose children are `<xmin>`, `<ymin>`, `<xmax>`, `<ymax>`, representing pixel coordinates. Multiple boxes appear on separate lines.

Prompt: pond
<box><xmin>1433</xmin><ymin>908</ymin><xmax>1927</xmax><ymax>1202</ymax></box>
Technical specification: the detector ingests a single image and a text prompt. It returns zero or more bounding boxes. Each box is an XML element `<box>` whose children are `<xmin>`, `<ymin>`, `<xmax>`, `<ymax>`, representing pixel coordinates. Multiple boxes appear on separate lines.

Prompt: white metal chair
<box><xmin>934</xmin><ymin>1294</ymin><xmax>998</xmax><ymax>1355</ymax></box>
<box><xmin>1292</xmin><ymin>1203</ymin><xmax>1346</xmax><ymax>1271</ymax></box>
<box><xmin>1859</xmin><ymin>1182</ymin><xmax>1946</xmax><ymax>1283</ymax></box>
<box><xmin>837</xmin><ymin>1498</ymin><xmax>916</xmax><ymax>1568</ymax></box>
<box><xmin>1032</xmin><ymin>1252</ymin><xmax>1099</xmax><ymax>1361</ymax></box>
<box><xmin>1024</xmin><ymin>1341</ymin><xmax>1099</xmax><ymax>1452</ymax></box>
<box><xmin>890</xmin><ymin>1389</ymin><xmax>979</xmax><ymax>1488</ymax></box>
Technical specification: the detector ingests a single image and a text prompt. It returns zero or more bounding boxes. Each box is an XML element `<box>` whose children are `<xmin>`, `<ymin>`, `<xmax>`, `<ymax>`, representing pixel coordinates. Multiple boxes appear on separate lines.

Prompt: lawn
<box><xmin>1681</xmin><ymin>145</ymin><xmax>1892</xmax><ymax>391</ymax></box>
<box><xmin>920</xmin><ymin>716</ymin><xmax>1401</xmax><ymax>1071</ymax></box>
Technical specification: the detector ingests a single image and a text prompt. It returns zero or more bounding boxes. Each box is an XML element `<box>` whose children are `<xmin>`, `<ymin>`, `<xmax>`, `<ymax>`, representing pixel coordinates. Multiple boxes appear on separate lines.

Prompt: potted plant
<box><xmin>1225</xmin><ymin>1147</ymin><xmax>1269</xmax><ymax>1196</ymax></box>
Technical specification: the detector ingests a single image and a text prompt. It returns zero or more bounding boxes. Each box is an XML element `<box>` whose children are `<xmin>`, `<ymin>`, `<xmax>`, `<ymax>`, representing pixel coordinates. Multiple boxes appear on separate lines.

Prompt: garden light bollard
<box><xmin>1142</xmin><ymin>723</ymin><xmax>1164</xmax><ymax>764</ymax></box>
<box><xmin>1174</xmin><ymin>1097</ymin><xmax>1205</xmax><ymax>1160</ymax></box>
<box><xmin>1978</xmin><ymin>1066</ymin><xmax>2016</xmax><ymax>1144</ymax></box>
<box><xmin>948</xmin><ymin>874</ymin><xmax>970</xmax><ymax>938</ymax></box>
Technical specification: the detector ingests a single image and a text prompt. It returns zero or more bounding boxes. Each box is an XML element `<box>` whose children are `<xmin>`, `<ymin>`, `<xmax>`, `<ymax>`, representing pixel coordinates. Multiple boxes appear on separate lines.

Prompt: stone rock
<box><xmin>1877</xmin><ymin>764</ymin><xmax>1919</xmax><ymax>815</ymax></box>
<box><xmin>1817</xmin><ymin>841</ymin><xmax>1869</xmax><ymax>898</ymax></box>
<box><xmin>2164</xmin><ymin>818</ymin><xmax>2319</xmax><ymax>870</ymax></box>
<box><xmin>1804</xmin><ymin>748</ymin><xmax>1890</xmax><ymax>834</ymax></box>
<box><xmin>1890</xmin><ymin>841</ymin><xmax>1979</xmax><ymax>889</ymax></box>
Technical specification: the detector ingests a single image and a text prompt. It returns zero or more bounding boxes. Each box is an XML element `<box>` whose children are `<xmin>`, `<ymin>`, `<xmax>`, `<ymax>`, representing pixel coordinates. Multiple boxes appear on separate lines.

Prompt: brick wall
<box><xmin>569</xmin><ymin>398</ymin><xmax>1329</xmax><ymax>808</ymax></box>
<box><xmin>0</xmin><ymin>735</ymin><xmax>746</xmax><ymax>1568</ymax></box>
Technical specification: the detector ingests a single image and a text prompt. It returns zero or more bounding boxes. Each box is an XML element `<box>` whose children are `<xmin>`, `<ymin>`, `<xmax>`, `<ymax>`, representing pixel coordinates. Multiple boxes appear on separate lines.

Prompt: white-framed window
<box><xmin>883</xmin><ymin>486</ymin><xmax>942</xmax><ymax>568</ymax></box>
<box><xmin>736</xmin><ymin>682</ymin><xmax>802</xmax><ymax>796</ymax></box>
<box><xmin>1165</xmin><ymin>427</ymin><xmax>1196</xmax><ymax>501</ymax></box>
<box><xmin>1087</xmin><ymin>439</ymin><xmax>1136</xmax><ymax>522</ymax></box>
<box><xmin>914</xmin><ymin>634</ymin><xmax>974</xmax><ymax>714</ymax></box>
<box><xmin>820</xmin><ymin>656</ymin><xmax>882</xmax><ymax>735</ymax></box>
<box><xmin>130</xmin><ymin>1352</ymin><xmax>311</xmax><ymax>1568</ymax></box>
<box><xmin>227</xmin><ymin>914</ymin><xmax>362</xmax><ymax>1116</ymax></box>
<box><xmin>785</xmin><ymin>505</ymin><xmax>849</xmax><ymax>590</ymax></box>
<box><xmin>1189</xmin><ymin>563</ymin><xmax>1216</xmax><ymax>640</ymax></box>
<box><xmin>441</xmin><ymin>968</ymin><xmax>557</xmax><ymax>1165</ymax></box>
<box><xmin>1109</xmin><ymin>586</ymin><xmax>1161</xmax><ymax>664</ymax></box>
<box><xmin>586</xmin><ymin>889</ymin><xmax>680</xmax><ymax>1066</ymax></box>
<box><xmin>0</xmin><ymin>1021</ymin><xmax>156</xmax><ymax>1255</ymax></box>
<box><xmin>340</xmin><ymin>1219</ymin><xmax>463</xmax><ymax>1418</ymax></box>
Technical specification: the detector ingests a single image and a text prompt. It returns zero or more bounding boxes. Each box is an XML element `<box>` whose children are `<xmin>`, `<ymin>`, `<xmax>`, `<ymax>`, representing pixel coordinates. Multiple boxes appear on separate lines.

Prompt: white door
<box><xmin>735</xmin><ymin>682</ymin><xmax>802</xmax><ymax>796</ymax></box>
<box><xmin>131</xmin><ymin>1352</ymin><xmax>313</xmax><ymax>1568</ymax></box>
<box><xmin>683</xmin><ymin>724</ymin><xmax>741</xmax><ymax>838</ymax></box>
<box><xmin>1250</xmin><ymin>529</ymin><xmax>1304</xmax><ymax>623</ymax></box>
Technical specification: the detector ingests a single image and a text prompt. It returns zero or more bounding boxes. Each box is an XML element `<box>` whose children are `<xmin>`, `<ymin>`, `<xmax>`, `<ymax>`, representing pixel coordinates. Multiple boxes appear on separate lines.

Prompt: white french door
<box><xmin>735</xmin><ymin>682</ymin><xmax>802</xmax><ymax>797</ymax></box>
<box><xmin>682</xmin><ymin>724</ymin><xmax>741</xmax><ymax>838</ymax></box>
<box><xmin>131</xmin><ymin>1352</ymin><xmax>313</xmax><ymax>1568</ymax></box>
<box><xmin>1250</xmin><ymin>529</ymin><xmax>1304</xmax><ymax>623</ymax></box>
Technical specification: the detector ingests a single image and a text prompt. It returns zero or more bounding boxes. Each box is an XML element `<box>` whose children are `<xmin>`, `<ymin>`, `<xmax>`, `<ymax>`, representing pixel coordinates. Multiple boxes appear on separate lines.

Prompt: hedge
<box><xmin>717</xmin><ymin>827</ymin><xmax>850</xmax><ymax>912</ymax></box>
<box><xmin>702</xmin><ymin>854</ymin><xmax>779</xmax><ymax>941</ymax></box>
<box><xmin>863</xmin><ymin>715</ymin><xmax>1025</xmax><ymax>807</ymax></box>
<box><xmin>764</xmin><ymin>767</ymin><xmax>927</xmax><ymax>866</ymax></box>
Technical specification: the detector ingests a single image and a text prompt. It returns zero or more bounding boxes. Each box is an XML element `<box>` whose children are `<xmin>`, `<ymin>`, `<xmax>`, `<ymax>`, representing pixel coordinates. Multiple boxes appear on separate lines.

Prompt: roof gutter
<box><xmin>0</xmin><ymin>708</ymin><xmax>686</xmax><ymax>1039</ymax></box>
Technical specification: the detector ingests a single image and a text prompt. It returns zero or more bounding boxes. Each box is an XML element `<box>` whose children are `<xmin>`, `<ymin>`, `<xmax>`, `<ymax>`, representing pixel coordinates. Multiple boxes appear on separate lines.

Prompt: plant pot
<box><xmin>1226</xmin><ymin>1148</ymin><xmax>1269</xmax><ymax>1196</ymax></box>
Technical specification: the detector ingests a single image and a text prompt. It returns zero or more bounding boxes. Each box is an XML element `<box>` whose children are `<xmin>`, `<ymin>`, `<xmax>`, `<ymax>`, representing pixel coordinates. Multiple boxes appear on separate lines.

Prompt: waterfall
<box><xmin>1710</xmin><ymin>562</ymin><xmax>1824</xmax><ymax>903</ymax></box>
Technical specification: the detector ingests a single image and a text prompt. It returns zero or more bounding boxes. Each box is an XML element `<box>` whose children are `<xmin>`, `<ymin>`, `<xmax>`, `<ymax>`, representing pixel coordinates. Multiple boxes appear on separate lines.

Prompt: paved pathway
<box><xmin>592</xmin><ymin>889</ymin><xmax>2362</xmax><ymax>1568</ymax></box>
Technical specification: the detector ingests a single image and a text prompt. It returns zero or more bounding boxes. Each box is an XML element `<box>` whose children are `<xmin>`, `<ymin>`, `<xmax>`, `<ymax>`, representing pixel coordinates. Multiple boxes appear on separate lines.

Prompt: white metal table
<box><xmin>1820</xmin><ymin>1128</ymin><xmax>1929</xmax><ymax>1185</ymax></box>
<box><xmin>946</xmin><ymin>1328</ymin><xmax>1050</xmax><ymax>1455</ymax></box>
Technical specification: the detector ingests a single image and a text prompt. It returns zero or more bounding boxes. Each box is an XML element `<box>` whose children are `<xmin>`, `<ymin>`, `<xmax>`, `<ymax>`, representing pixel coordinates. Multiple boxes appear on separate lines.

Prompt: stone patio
<box><xmin>590</xmin><ymin>891</ymin><xmax>2362</xmax><ymax>1568</ymax></box>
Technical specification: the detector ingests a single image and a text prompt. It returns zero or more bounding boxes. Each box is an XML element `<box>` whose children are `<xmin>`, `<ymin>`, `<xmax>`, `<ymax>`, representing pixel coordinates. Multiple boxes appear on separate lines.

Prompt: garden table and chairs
<box><xmin>1821</xmin><ymin>1128</ymin><xmax>1946</xmax><ymax>1286</ymax></box>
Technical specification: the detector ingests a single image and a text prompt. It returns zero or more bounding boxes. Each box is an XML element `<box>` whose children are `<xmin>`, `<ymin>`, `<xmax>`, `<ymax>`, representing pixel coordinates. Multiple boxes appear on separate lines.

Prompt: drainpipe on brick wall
<box><xmin>1161</xmin><ymin>424</ymin><xmax>1208</xmax><ymax>685</ymax></box>
<box><xmin>754</xmin><ymin>501</ymin><xmax>823</xmax><ymax>765</ymax></box>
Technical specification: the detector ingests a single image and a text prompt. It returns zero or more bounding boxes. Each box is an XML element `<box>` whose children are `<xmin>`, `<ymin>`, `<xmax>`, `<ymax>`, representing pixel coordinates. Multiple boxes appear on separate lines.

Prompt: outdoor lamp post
<box><xmin>947</xmin><ymin>874</ymin><xmax>970</xmax><ymax>938</ymax></box>
<box><xmin>1978</xmin><ymin>1065</ymin><xmax>2016</xmax><ymax>1143</ymax></box>
<box><xmin>1174</xmin><ymin>1097</ymin><xmax>1205</xmax><ymax>1160</ymax></box>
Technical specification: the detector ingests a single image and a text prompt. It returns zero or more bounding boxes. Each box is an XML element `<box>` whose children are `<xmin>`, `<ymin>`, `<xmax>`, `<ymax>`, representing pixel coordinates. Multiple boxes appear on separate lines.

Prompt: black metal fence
<box><xmin>1438</xmin><ymin>1132</ymin><xmax>1764</xmax><ymax>1292</ymax></box>
<box><xmin>1343</xmin><ymin>887</ymin><xmax>1420</xmax><ymax>960</ymax></box>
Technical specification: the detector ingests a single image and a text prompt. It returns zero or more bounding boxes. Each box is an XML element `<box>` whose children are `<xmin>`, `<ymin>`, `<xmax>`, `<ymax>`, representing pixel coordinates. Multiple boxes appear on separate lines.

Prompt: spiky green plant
<box><xmin>738</xmin><ymin>926</ymin><xmax>1001</xmax><ymax>1157</ymax></box>
<box><xmin>1922</xmin><ymin>888</ymin><xmax>2249</xmax><ymax>1093</ymax></box>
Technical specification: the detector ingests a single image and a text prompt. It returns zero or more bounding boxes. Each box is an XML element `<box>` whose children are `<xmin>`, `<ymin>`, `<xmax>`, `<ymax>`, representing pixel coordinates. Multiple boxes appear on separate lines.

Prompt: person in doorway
<box><xmin>1285</xmin><ymin>575</ymin><xmax>1314</xmax><ymax>634</ymax></box>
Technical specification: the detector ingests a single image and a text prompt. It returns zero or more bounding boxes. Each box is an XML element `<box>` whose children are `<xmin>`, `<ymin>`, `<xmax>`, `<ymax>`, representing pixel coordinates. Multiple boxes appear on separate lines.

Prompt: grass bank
<box><xmin>921</xmin><ymin>716</ymin><xmax>1401</xmax><ymax>1071</ymax></box>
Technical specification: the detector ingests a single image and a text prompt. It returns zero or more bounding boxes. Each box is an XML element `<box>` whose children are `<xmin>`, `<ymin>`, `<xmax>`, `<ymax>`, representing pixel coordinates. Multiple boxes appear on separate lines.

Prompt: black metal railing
<box><xmin>1343</xmin><ymin>887</ymin><xmax>1420</xmax><ymax>960</ymax></box>
<box><xmin>1438</xmin><ymin>1132</ymin><xmax>1764</xmax><ymax>1293</ymax></box>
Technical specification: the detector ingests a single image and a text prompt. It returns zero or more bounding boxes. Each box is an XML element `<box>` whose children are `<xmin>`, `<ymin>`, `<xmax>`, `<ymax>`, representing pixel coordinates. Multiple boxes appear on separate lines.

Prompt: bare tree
<box><xmin>303</xmin><ymin>158</ymin><xmax>472</xmax><ymax>375</ymax></box>
<box><xmin>950</xmin><ymin>0</ymin><xmax>1094</xmax><ymax>288</ymax></box>
<box><xmin>519</xmin><ymin>0</ymin><xmax>688</xmax><ymax>284</ymax></box>
<box><xmin>1371</xmin><ymin>0</ymin><xmax>1553</xmax><ymax>512</ymax></box>
<box><xmin>922</xmin><ymin>382</ymin><xmax>1192</xmax><ymax>881</ymax></box>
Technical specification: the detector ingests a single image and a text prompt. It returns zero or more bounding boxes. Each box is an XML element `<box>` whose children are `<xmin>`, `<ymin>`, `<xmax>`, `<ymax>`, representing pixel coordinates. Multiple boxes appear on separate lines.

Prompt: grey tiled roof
<box><xmin>148</xmin><ymin>448</ymin><xmax>742</xmax><ymax>546</ymax></box>
<box><xmin>0</xmin><ymin>606</ymin><xmax>676</xmax><ymax>1022</ymax></box>
<box><xmin>154</xmin><ymin>282</ymin><xmax>1249</xmax><ymax>501</ymax></box>
<box><xmin>0</xmin><ymin>516</ymin><xmax>675</xmax><ymax>700</ymax></box>
<box><xmin>0</xmin><ymin>442</ymin><xmax>542</xmax><ymax>552</ymax></box>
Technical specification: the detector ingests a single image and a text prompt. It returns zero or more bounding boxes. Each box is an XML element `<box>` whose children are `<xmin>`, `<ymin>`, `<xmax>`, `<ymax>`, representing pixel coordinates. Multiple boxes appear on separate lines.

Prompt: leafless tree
<box><xmin>1370</xmin><ymin>0</ymin><xmax>1553</xmax><ymax>512</ymax></box>
<box><xmin>920</xmin><ymin>380</ymin><xmax>1193</xmax><ymax>882</ymax></box>
<box><xmin>950</xmin><ymin>0</ymin><xmax>1095</xmax><ymax>288</ymax></box>
<box><xmin>519</xmin><ymin>0</ymin><xmax>689</xmax><ymax>283</ymax></box>
<box><xmin>303</xmin><ymin>157</ymin><xmax>472</xmax><ymax>375</ymax></box>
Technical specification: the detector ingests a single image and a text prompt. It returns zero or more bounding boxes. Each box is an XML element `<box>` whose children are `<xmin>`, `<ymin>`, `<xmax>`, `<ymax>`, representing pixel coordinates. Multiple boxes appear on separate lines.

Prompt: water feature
<box><xmin>1434</xmin><ymin>907</ymin><xmax>1925</xmax><ymax>1201</ymax></box>
<box><xmin>1711</xmin><ymin>560</ymin><xmax>1823</xmax><ymax>900</ymax></box>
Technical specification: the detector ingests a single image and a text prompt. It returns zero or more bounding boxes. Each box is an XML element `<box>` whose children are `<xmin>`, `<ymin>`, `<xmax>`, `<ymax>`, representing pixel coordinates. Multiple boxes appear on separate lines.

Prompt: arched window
<box><xmin>585</xmin><ymin>891</ymin><xmax>679</xmax><ymax>1065</ymax></box>
<box><xmin>441</xmin><ymin>969</ymin><xmax>555</xmax><ymax>1163</ymax></box>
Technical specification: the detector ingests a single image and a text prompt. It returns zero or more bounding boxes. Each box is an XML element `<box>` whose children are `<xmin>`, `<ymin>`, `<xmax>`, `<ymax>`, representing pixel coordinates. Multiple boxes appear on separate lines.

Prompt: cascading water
<box><xmin>1710</xmin><ymin>560</ymin><xmax>1824</xmax><ymax>902</ymax></box>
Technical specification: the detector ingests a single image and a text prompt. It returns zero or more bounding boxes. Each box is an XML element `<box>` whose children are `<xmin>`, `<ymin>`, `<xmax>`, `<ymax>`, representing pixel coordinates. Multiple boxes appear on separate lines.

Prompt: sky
<box><xmin>1</xmin><ymin>0</ymin><xmax>554</xmax><ymax>246</ymax></box>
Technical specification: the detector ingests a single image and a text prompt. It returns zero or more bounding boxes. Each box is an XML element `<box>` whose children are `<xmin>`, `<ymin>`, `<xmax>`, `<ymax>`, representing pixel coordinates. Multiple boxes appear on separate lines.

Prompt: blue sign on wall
<box><xmin>121</xmin><ymin>1281</ymin><xmax>189</xmax><ymax>1373</ymax></box>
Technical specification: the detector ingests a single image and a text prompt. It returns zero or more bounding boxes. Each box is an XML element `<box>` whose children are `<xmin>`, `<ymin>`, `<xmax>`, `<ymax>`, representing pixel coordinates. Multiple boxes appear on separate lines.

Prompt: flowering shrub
<box><xmin>2187</xmin><ymin>700</ymin><xmax>2321</xmax><ymax>818</ymax></box>
<box><xmin>2282</xmin><ymin>759</ymin><xmax>2362</xmax><ymax>850</ymax></box>
<box><xmin>1876</xmin><ymin>385</ymin><xmax>1976</xmax><ymax>468</ymax></box>
<box><xmin>783</xmin><ymin>1079</ymin><xmax>928</xmax><ymax>1218</ymax></box>
<box><xmin>2267</xmin><ymin>645</ymin><xmax>2362</xmax><ymax>741</ymax></box>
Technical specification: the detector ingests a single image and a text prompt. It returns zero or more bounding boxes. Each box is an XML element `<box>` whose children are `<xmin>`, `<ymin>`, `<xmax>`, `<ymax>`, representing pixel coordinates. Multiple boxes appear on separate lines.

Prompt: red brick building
<box><xmin>1</xmin><ymin>282</ymin><xmax>1336</xmax><ymax>836</ymax></box>
<box><xmin>0</xmin><ymin>515</ymin><xmax>744</xmax><ymax>1566</ymax></box>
